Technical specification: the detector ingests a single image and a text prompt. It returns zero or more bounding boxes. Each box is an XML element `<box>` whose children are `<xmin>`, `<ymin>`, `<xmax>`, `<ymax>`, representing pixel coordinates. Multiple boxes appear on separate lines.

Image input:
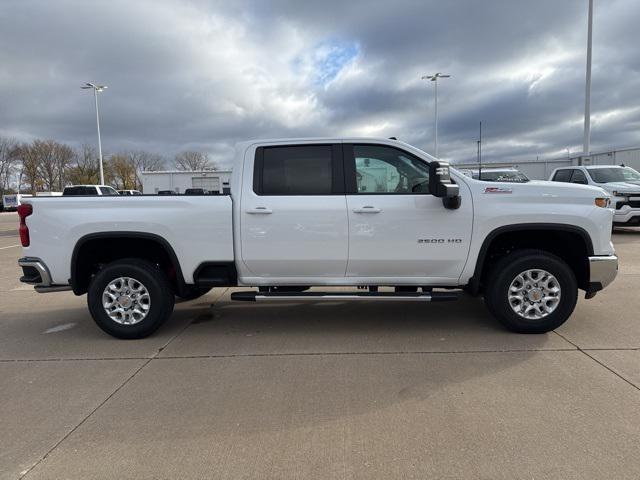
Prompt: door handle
<box><xmin>353</xmin><ymin>206</ymin><xmax>382</xmax><ymax>213</ymax></box>
<box><xmin>246</xmin><ymin>207</ymin><xmax>273</xmax><ymax>214</ymax></box>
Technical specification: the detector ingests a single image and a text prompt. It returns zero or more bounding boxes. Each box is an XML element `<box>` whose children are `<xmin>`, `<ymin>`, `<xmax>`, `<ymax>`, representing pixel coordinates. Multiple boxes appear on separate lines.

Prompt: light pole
<box><xmin>583</xmin><ymin>0</ymin><xmax>593</xmax><ymax>155</ymax></box>
<box><xmin>421</xmin><ymin>72</ymin><xmax>450</xmax><ymax>157</ymax></box>
<box><xmin>81</xmin><ymin>82</ymin><xmax>108</xmax><ymax>185</ymax></box>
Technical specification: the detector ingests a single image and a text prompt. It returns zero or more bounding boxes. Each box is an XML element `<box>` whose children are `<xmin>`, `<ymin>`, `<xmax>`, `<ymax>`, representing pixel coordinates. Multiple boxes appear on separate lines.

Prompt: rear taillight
<box><xmin>17</xmin><ymin>204</ymin><xmax>33</xmax><ymax>247</ymax></box>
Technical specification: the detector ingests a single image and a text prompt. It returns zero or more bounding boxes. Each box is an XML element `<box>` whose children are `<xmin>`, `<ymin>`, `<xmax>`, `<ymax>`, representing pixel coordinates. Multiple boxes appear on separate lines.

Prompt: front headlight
<box><xmin>595</xmin><ymin>197</ymin><xmax>610</xmax><ymax>208</ymax></box>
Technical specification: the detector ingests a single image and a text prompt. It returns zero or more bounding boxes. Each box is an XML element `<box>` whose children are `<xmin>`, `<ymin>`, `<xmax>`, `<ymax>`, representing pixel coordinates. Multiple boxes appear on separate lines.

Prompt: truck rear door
<box><xmin>240</xmin><ymin>143</ymin><xmax>348</xmax><ymax>278</ymax></box>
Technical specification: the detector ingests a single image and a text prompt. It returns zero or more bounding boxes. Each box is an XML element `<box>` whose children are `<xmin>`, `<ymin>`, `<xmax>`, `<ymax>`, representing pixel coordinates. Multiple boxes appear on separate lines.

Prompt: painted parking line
<box><xmin>0</xmin><ymin>244</ymin><xmax>20</xmax><ymax>250</ymax></box>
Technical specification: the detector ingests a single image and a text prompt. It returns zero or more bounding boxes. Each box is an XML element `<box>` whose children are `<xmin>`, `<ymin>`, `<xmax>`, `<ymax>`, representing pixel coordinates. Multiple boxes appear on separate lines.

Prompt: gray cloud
<box><xmin>1</xmin><ymin>0</ymin><xmax>639</xmax><ymax>168</ymax></box>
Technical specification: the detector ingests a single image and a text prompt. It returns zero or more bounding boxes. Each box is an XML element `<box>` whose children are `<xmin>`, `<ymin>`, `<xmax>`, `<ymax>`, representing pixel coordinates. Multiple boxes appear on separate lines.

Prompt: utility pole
<box><xmin>583</xmin><ymin>0</ymin><xmax>593</xmax><ymax>154</ymax></box>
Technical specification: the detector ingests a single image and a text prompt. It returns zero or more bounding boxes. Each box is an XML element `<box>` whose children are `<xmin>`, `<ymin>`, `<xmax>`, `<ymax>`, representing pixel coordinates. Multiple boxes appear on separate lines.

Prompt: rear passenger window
<box><xmin>257</xmin><ymin>145</ymin><xmax>334</xmax><ymax>195</ymax></box>
<box><xmin>553</xmin><ymin>170</ymin><xmax>572</xmax><ymax>182</ymax></box>
<box><xmin>570</xmin><ymin>170</ymin><xmax>587</xmax><ymax>184</ymax></box>
<box><xmin>64</xmin><ymin>186</ymin><xmax>96</xmax><ymax>195</ymax></box>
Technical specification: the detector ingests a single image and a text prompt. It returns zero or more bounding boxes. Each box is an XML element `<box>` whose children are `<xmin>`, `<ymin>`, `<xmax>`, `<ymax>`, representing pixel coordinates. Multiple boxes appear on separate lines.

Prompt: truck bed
<box><xmin>23</xmin><ymin>195</ymin><xmax>234</xmax><ymax>284</ymax></box>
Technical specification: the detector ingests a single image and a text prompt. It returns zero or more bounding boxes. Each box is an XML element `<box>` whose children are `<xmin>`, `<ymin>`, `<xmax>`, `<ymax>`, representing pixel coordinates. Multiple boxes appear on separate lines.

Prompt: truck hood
<box><xmin>593</xmin><ymin>181</ymin><xmax>640</xmax><ymax>193</ymax></box>
<box><xmin>464</xmin><ymin>178</ymin><xmax>608</xmax><ymax>199</ymax></box>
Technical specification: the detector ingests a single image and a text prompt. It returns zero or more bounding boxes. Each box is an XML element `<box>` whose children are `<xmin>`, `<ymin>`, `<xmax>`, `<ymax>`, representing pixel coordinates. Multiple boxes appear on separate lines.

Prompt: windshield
<box><xmin>477</xmin><ymin>171</ymin><xmax>529</xmax><ymax>183</ymax></box>
<box><xmin>587</xmin><ymin>167</ymin><xmax>640</xmax><ymax>183</ymax></box>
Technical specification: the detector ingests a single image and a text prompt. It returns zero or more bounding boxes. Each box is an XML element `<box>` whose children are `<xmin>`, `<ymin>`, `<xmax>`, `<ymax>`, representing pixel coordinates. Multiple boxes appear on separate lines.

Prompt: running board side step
<box><xmin>230</xmin><ymin>291</ymin><xmax>460</xmax><ymax>302</ymax></box>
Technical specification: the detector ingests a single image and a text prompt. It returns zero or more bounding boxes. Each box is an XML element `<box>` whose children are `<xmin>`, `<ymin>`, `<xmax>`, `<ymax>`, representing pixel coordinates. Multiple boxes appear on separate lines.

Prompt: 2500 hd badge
<box><xmin>418</xmin><ymin>238</ymin><xmax>463</xmax><ymax>244</ymax></box>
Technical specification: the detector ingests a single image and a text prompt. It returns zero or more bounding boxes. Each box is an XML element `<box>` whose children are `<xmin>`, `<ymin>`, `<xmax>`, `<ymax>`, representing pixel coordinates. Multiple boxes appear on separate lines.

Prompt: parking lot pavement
<box><xmin>20</xmin><ymin>353</ymin><xmax>640</xmax><ymax>480</ymax></box>
<box><xmin>1</xmin><ymin>211</ymin><xmax>639</xmax><ymax>479</ymax></box>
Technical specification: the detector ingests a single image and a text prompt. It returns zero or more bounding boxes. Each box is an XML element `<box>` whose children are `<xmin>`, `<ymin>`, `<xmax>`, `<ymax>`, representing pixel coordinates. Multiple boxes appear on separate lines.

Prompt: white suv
<box><xmin>549</xmin><ymin>165</ymin><xmax>640</xmax><ymax>227</ymax></box>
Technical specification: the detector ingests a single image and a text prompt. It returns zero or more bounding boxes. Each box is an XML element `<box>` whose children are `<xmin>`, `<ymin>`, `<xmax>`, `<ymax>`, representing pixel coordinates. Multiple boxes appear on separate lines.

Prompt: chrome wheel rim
<box><xmin>508</xmin><ymin>269</ymin><xmax>561</xmax><ymax>320</ymax></box>
<box><xmin>102</xmin><ymin>277</ymin><xmax>151</xmax><ymax>325</ymax></box>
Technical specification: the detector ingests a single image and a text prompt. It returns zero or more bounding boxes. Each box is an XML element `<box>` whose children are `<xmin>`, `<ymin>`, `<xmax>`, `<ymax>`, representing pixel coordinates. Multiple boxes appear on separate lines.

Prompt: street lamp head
<box><xmin>421</xmin><ymin>73</ymin><xmax>451</xmax><ymax>81</ymax></box>
<box><xmin>81</xmin><ymin>82</ymin><xmax>107</xmax><ymax>92</ymax></box>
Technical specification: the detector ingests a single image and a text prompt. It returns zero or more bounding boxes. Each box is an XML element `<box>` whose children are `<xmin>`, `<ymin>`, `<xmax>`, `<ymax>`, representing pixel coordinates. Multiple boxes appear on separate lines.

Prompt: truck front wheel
<box><xmin>484</xmin><ymin>250</ymin><xmax>578</xmax><ymax>333</ymax></box>
<box><xmin>87</xmin><ymin>258</ymin><xmax>175</xmax><ymax>339</ymax></box>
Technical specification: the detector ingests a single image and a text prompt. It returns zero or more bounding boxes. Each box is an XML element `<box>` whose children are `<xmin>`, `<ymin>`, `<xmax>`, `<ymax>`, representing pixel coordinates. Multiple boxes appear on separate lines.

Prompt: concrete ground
<box><xmin>0</xmin><ymin>210</ymin><xmax>639</xmax><ymax>479</ymax></box>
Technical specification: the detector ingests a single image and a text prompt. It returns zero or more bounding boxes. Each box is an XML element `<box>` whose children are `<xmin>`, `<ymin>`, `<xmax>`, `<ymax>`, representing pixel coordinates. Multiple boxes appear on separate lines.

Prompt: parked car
<box><xmin>63</xmin><ymin>185</ymin><xmax>120</xmax><ymax>196</ymax></box>
<box><xmin>462</xmin><ymin>168</ymin><xmax>530</xmax><ymax>183</ymax></box>
<box><xmin>157</xmin><ymin>190</ymin><xmax>175</xmax><ymax>195</ymax></box>
<box><xmin>2</xmin><ymin>193</ymin><xmax>33</xmax><ymax>211</ymax></box>
<box><xmin>117</xmin><ymin>190</ymin><xmax>142</xmax><ymax>195</ymax></box>
<box><xmin>17</xmin><ymin>137</ymin><xmax>617</xmax><ymax>339</ymax></box>
<box><xmin>184</xmin><ymin>188</ymin><xmax>209</xmax><ymax>195</ymax></box>
<box><xmin>549</xmin><ymin>165</ymin><xmax>640</xmax><ymax>227</ymax></box>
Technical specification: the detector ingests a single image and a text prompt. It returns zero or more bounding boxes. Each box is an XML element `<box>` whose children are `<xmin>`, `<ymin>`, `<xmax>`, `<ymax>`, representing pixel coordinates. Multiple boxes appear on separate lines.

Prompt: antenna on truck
<box><xmin>477</xmin><ymin>121</ymin><xmax>482</xmax><ymax>180</ymax></box>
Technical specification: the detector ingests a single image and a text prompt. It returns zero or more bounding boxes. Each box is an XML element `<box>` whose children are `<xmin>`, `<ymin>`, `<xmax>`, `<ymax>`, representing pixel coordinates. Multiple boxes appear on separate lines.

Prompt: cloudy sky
<box><xmin>1</xmin><ymin>0</ymin><xmax>639</xmax><ymax>167</ymax></box>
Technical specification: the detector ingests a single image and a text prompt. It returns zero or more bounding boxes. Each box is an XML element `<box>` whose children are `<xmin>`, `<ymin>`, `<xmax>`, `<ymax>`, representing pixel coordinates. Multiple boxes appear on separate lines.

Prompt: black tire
<box><xmin>87</xmin><ymin>258</ymin><xmax>175</xmax><ymax>339</ymax></box>
<box><xmin>176</xmin><ymin>286</ymin><xmax>212</xmax><ymax>301</ymax></box>
<box><xmin>484</xmin><ymin>249</ymin><xmax>578</xmax><ymax>333</ymax></box>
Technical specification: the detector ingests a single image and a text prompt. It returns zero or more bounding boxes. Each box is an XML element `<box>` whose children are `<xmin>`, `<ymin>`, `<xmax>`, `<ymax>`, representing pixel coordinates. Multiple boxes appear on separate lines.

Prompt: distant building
<box><xmin>452</xmin><ymin>146</ymin><xmax>640</xmax><ymax>180</ymax></box>
<box><xmin>140</xmin><ymin>170</ymin><xmax>232</xmax><ymax>194</ymax></box>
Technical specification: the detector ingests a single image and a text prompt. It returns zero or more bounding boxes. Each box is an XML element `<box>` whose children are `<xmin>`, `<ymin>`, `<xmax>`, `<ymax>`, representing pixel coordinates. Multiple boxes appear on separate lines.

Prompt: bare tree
<box><xmin>16</xmin><ymin>139</ymin><xmax>75</xmax><ymax>192</ymax></box>
<box><xmin>55</xmin><ymin>142</ymin><xmax>74</xmax><ymax>190</ymax></box>
<box><xmin>127</xmin><ymin>151</ymin><xmax>165</xmax><ymax>190</ymax></box>
<box><xmin>174</xmin><ymin>151</ymin><xmax>217</xmax><ymax>171</ymax></box>
<box><xmin>34</xmin><ymin>140</ymin><xmax>57</xmax><ymax>191</ymax></box>
<box><xmin>109</xmin><ymin>154</ymin><xmax>137</xmax><ymax>190</ymax></box>
<box><xmin>0</xmin><ymin>136</ymin><xmax>19</xmax><ymax>197</ymax></box>
<box><xmin>67</xmin><ymin>144</ymin><xmax>101</xmax><ymax>186</ymax></box>
<box><xmin>14</xmin><ymin>143</ymin><xmax>43</xmax><ymax>195</ymax></box>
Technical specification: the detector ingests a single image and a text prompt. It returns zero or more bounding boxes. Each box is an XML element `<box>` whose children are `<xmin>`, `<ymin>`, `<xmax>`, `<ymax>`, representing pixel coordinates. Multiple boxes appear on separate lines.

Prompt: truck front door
<box><xmin>240</xmin><ymin>143</ymin><xmax>348</xmax><ymax>279</ymax></box>
<box><xmin>344</xmin><ymin>143</ymin><xmax>472</xmax><ymax>282</ymax></box>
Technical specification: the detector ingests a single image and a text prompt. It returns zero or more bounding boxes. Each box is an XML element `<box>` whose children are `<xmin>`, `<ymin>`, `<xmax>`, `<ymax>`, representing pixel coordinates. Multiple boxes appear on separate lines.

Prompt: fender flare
<box><xmin>70</xmin><ymin>231</ymin><xmax>187</xmax><ymax>295</ymax></box>
<box><xmin>466</xmin><ymin>223</ymin><xmax>594</xmax><ymax>295</ymax></box>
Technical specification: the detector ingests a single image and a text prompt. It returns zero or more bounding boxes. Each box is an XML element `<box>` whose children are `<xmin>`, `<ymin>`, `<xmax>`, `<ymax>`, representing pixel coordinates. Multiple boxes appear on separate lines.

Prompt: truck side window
<box><xmin>570</xmin><ymin>169</ymin><xmax>587</xmax><ymax>184</ymax></box>
<box><xmin>259</xmin><ymin>145</ymin><xmax>333</xmax><ymax>195</ymax></box>
<box><xmin>352</xmin><ymin>145</ymin><xmax>429</xmax><ymax>194</ymax></box>
<box><xmin>553</xmin><ymin>170</ymin><xmax>573</xmax><ymax>182</ymax></box>
<box><xmin>99</xmin><ymin>187</ymin><xmax>118</xmax><ymax>195</ymax></box>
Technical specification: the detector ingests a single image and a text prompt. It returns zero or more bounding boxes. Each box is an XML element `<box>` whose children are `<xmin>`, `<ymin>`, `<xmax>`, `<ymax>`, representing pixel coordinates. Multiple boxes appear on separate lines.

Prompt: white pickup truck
<box><xmin>549</xmin><ymin>165</ymin><xmax>640</xmax><ymax>227</ymax></box>
<box><xmin>17</xmin><ymin>138</ymin><xmax>618</xmax><ymax>339</ymax></box>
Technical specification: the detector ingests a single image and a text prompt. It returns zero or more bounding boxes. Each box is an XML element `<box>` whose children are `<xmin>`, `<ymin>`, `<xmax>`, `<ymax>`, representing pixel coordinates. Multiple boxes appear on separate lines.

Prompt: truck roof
<box><xmin>556</xmin><ymin>165</ymin><xmax>628</xmax><ymax>170</ymax></box>
<box><xmin>64</xmin><ymin>184</ymin><xmax>112</xmax><ymax>188</ymax></box>
<box><xmin>237</xmin><ymin>137</ymin><xmax>437</xmax><ymax>160</ymax></box>
<box><xmin>241</xmin><ymin>137</ymin><xmax>403</xmax><ymax>145</ymax></box>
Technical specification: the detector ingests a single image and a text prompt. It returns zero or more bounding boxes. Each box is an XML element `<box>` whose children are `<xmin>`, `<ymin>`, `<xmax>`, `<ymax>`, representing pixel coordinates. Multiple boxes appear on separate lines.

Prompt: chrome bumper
<box><xmin>18</xmin><ymin>257</ymin><xmax>71</xmax><ymax>293</ymax></box>
<box><xmin>588</xmin><ymin>255</ymin><xmax>618</xmax><ymax>291</ymax></box>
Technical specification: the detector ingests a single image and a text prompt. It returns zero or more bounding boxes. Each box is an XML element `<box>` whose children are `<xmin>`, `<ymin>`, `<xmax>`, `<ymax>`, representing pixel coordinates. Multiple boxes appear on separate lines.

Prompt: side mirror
<box><xmin>429</xmin><ymin>161</ymin><xmax>461</xmax><ymax>209</ymax></box>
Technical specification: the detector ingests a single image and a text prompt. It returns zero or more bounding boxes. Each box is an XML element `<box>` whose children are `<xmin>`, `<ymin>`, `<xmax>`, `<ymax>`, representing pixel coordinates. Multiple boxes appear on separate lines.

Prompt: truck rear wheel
<box><xmin>484</xmin><ymin>249</ymin><xmax>578</xmax><ymax>333</ymax></box>
<box><xmin>87</xmin><ymin>258</ymin><xmax>175</xmax><ymax>339</ymax></box>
